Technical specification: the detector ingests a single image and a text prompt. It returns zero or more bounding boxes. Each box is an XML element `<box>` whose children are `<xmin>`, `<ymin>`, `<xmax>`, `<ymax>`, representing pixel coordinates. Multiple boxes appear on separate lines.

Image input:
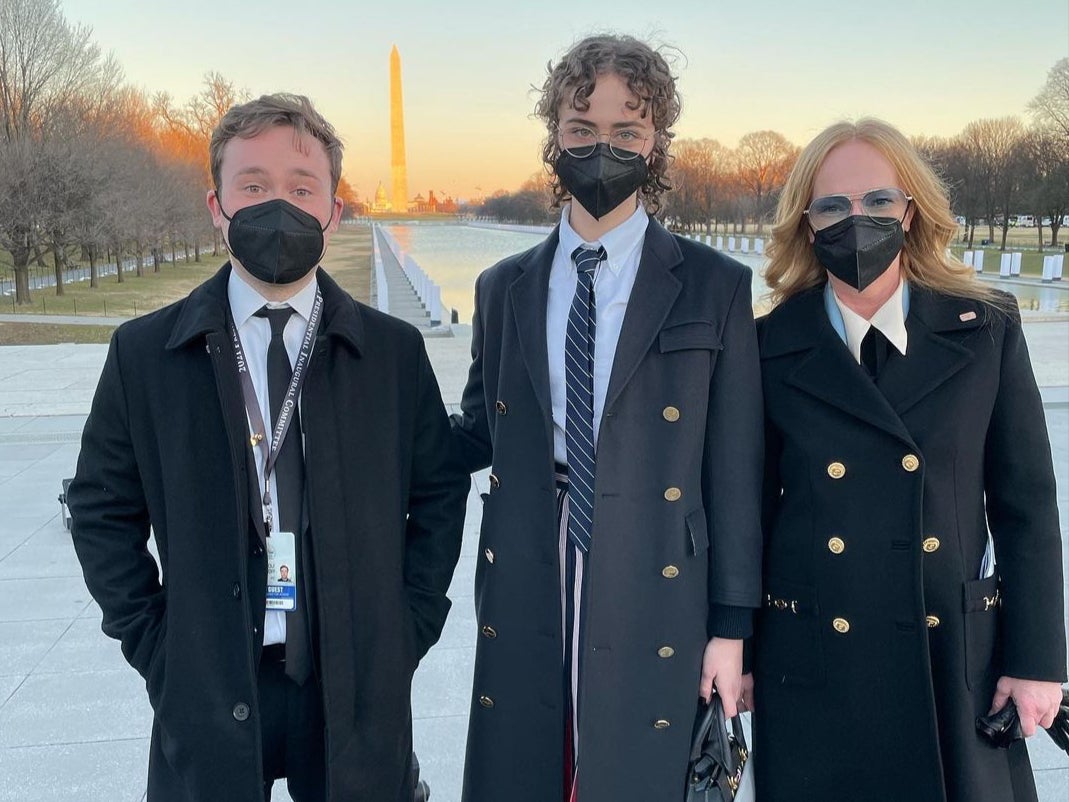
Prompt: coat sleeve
<box><xmin>450</xmin><ymin>271</ymin><xmax>494</xmax><ymax>473</ymax></box>
<box><xmin>704</xmin><ymin>267</ymin><xmax>765</xmax><ymax>631</ymax></box>
<box><xmin>67</xmin><ymin>330</ymin><xmax>164</xmax><ymax>680</ymax></box>
<box><xmin>984</xmin><ymin>309</ymin><xmax>1067</xmax><ymax>682</ymax></box>
<box><xmin>404</xmin><ymin>337</ymin><xmax>471</xmax><ymax>661</ymax></box>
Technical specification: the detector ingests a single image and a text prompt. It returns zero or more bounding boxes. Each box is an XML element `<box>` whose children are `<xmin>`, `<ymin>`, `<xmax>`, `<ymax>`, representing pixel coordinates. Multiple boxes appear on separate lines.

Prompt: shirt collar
<box><xmin>228</xmin><ymin>267</ymin><xmax>320</xmax><ymax>328</ymax></box>
<box><xmin>825</xmin><ymin>279</ymin><xmax>910</xmax><ymax>362</ymax></box>
<box><xmin>558</xmin><ymin>202</ymin><xmax>649</xmax><ymax>274</ymax></box>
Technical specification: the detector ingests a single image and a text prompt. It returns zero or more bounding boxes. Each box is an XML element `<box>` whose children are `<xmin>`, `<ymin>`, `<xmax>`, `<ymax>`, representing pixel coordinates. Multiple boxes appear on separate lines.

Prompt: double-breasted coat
<box><xmin>754</xmin><ymin>284</ymin><xmax>1066</xmax><ymax>802</ymax></box>
<box><xmin>452</xmin><ymin>218</ymin><xmax>764</xmax><ymax>802</ymax></box>
<box><xmin>68</xmin><ymin>266</ymin><xmax>468</xmax><ymax>801</ymax></box>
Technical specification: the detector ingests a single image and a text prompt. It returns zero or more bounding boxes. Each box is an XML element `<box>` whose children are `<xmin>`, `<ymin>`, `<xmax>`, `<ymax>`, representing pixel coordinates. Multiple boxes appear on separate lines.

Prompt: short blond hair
<box><xmin>765</xmin><ymin>118</ymin><xmax>1002</xmax><ymax>307</ymax></box>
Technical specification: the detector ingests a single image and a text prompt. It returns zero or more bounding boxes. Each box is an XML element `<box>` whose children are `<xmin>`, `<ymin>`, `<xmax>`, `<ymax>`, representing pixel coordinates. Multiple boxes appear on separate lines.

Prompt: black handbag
<box><xmin>686</xmin><ymin>695</ymin><xmax>754</xmax><ymax>802</ymax></box>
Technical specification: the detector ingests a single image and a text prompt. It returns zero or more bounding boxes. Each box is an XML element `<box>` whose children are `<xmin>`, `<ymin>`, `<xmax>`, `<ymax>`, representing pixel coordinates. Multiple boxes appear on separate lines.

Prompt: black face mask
<box><xmin>555</xmin><ymin>143</ymin><xmax>649</xmax><ymax>219</ymax></box>
<box><xmin>812</xmin><ymin>215</ymin><xmax>904</xmax><ymax>292</ymax></box>
<box><xmin>218</xmin><ymin>197</ymin><xmax>329</xmax><ymax>285</ymax></box>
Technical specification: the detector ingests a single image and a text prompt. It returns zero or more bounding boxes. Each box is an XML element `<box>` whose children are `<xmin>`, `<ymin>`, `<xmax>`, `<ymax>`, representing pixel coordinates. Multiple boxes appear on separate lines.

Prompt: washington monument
<box><xmin>390</xmin><ymin>45</ymin><xmax>408</xmax><ymax>214</ymax></box>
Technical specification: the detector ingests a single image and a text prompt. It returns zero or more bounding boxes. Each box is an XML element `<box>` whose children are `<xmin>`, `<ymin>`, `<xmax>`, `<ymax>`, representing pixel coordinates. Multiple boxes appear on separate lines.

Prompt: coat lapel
<box><xmin>167</xmin><ymin>264</ymin><xmax>267</xmax><ymax>544</ymax></box>
<box><xmin>771</xmin><ymin>288</ymin><xmax>917</xmax><ymax>448</ymax></box>
<box><xmin>876</xmin><ymin>288</ymin><xmax>978</xmax><ymax>416</ymax></box>
<box><xmin>508</xmin><ymin>228</ymin><xmax>559</xmax><ymax>422</ymax></box>
<box><xmin>603</xmin><ymin>218</ymin><xmax>682</xmax><ymax>413</ymax></box>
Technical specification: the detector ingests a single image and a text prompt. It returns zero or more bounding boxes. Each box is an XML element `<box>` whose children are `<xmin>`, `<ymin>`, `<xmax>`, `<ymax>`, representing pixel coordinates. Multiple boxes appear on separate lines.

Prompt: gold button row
<box><xmin>826</xmin><ymin>454</ymin><xmax>920</xmax><ymax>479</ymax></box>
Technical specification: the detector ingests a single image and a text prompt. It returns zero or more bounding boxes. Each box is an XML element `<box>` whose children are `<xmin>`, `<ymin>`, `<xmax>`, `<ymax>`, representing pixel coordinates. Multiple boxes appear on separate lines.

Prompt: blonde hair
<box><xmin>765</xmin><ymin>118</ymin><xmax>1004</xmax><ymax>308</ymax></box>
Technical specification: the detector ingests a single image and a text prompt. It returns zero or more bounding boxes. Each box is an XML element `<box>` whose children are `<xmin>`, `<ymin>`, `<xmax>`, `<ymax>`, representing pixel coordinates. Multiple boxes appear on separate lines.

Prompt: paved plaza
<box><xmin>0</xmin><ymin>319</ymin><xmax>1066</xmax><ymax>800</ymax></box>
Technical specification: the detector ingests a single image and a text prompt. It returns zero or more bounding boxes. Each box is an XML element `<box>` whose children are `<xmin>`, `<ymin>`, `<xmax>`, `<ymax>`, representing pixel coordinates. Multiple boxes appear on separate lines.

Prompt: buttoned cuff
<box><xmin>711</xmin><ymin>605</ymin><xmax>753</xmax><ymax>640</ymax></box>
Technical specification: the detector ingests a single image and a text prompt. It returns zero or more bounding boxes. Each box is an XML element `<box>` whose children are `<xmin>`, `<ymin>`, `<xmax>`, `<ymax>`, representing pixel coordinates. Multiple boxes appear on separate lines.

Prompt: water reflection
<box><xmin>387</xmin><ymin>224</ymin><xmax>1069</xmax><ymax>321</ymax></box>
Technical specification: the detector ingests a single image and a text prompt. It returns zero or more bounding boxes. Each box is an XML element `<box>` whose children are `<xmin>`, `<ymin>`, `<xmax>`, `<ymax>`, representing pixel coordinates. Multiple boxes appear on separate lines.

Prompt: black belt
<box><xmin>261</xmin><ymin>643</ymin><xmax>287</xmax><ymax>664</ymax></box>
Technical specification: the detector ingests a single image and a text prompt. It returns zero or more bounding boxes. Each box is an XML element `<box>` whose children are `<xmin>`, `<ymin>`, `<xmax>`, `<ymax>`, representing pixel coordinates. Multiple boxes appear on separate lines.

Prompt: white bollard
<box><xmin>999</xmin><ymin>253</ymin><xmax>1012</xmax><ymax>277</ymax></box>
<box><xmin>741</xmin><ymin>238</ymin><xmax>750</xmax><ymax>254</ymax></box>
<box><xmin>973</xmin><ymin>251</ymin><xmax>984</xmax><ymax>272</ymax></box>
<box><xmin>705</xmin><ymin>235</ymin><xmax>712</xmax><ymax>246</ymax></box>
<box><xmin>1010</xmin><ymin>252</ymin><xmax>1022</xmax><ymax>276</ymax></box>
<box><xmin>429</xmin><ymin>285</ymin><xmax>442</xmax><ymax>325</ymax></box>
<box><xmin>963</xmin><ymin>250</ymin><xmax>974</xmax><ymax>268</ymax></box>
<box><xmin>716</xmin><ymin>236</ymin><xmax>724</xmax><ymax>250</ymax></box>
<box><xmin>1054</xmin><ymin>254</ymin><xmax>1064</xmax><ymax>280</ymax></box>
<box><xmin>728</xmin><ymin>237</ymin><xmax>736</xmax><ymax>252</ymax></box>
<box><xmin>1042</xmin><ymin>256</ymin><xmax>1054</xmax><ymax>282</ymax></box>
<box><xmin>755</xmin><ymin>238</ymin><xmax>764</xmax><ymax>255</ymax></box>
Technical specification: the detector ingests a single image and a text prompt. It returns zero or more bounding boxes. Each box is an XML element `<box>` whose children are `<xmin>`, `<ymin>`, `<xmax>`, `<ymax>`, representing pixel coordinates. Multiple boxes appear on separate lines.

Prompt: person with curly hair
<box><xmin>452</xmin><ymin>33</ymin><xmax>764</xmax><ymax>802</ymax></box>
<box><xmin>754</xmin><ymin>118</ymin><xmax>1065</xmax><ymax>802</ymax></box>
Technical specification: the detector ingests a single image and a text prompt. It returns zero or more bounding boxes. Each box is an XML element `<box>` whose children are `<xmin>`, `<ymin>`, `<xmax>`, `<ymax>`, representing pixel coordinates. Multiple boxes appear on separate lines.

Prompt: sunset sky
<box><xmin>63</xmin><ymin>0</ymin><xmax>1069</xmax><ymax>203</ymax></box>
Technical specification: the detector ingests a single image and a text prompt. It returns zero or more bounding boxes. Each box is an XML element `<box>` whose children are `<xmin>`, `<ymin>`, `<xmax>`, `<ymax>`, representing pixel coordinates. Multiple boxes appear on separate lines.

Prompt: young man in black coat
<box><xmin>67</xmin><ymin>94</ymin><xmax>469</xmax><ymax>802</ymax></box>
<box><xmin>452</xmin><ymin>35</ymin><xmax>764</xmax><ymax>802</ymax></box>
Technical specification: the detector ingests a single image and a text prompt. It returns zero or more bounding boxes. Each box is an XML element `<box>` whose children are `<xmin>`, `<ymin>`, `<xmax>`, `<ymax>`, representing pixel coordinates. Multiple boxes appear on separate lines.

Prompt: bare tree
<box><xmin>0</xmin><ymin>0</ymin><xmax>117</xmax><ymax>303</ymax></box>
<box><xmin>734</xmin><ymin>131</ymin><xmax>799</xmax><ymax>233</ymax></box>
<box><xmin>1028</xmin><ymin>58</ymin><xmax>1069</xmax><ymax>142</ymax></box>
<box><xmin>959</xmin><ymin>117</ymin><xmax>1026</xmax><ymax>249</ymax></box>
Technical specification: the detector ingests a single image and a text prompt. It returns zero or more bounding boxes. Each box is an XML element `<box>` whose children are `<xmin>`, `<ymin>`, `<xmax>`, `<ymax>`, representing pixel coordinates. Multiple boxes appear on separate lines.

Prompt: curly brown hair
<box><xmin>534</xmin><ymin>34</ymin><xmax>681</xmax><ymax>215</ymax></box>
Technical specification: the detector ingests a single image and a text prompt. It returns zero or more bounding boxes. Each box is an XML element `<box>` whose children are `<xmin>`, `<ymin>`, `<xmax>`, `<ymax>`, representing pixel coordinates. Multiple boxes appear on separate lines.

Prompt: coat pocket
<box><xmin>755</xmin><ymin>577</ymin><xmax>825</xmax><ymax>686</ymax></box>
<box><xmin>658</xmin><ymin>321</ymin><xmax>722</xmax><ymax>353</ymax></box>
<box><xmin>685</xmin><ymin>507</ymin><xmax>709</xmax><ymax>555</ymax></box>
<box><xmin>962</xmin><ymin>576</ymin><xmax>1001</xmax><ymax>690</ymax></box>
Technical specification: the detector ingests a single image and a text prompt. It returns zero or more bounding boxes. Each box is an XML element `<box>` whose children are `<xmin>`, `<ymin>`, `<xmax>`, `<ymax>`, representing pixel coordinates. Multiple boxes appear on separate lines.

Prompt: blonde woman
<box><xmin>753</xmin><ymin>118</ymin><xmax>1065</xmax><ymax>802</ymax></box>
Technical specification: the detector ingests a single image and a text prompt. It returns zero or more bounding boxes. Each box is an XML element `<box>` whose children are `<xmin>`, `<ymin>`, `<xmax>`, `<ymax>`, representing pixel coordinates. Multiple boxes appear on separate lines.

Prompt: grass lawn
<box><xmin>0</xmin><ymin>323</ymin><xmax>116</xmax><ymax>345</ymax></box>
<box><xmin>0</xmin><ymin>226</ymin><xmax>372</xmax><ymax>344</ymax></box>
<box><xmin>2</xmin><ymin>256</ymin><xmax>224</xmax><ymax>317</ymax></box>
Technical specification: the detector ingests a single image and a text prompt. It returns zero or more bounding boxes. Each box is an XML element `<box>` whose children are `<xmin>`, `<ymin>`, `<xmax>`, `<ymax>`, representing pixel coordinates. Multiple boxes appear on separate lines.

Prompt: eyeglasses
<box><xmin>556</xmin><ymin>124</ymin><xmax>651</xmax><ymax>161</ymax></box>
<box><xmin>804</xmin><ymin>187</ymin><xmax>913</xmax><ymax>230</ymax></box>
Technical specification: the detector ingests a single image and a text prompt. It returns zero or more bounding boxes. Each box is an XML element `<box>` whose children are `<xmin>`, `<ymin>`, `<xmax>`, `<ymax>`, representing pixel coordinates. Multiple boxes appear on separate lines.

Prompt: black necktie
<box><xmin>254</xmin><ymin>305</ymin><xmax>312</xmax><ymax>684</ymax></box>
<box><xmin>860</xmin><ymin>326</ymin><xmax>889</xmax><ymax>379</ymax></box>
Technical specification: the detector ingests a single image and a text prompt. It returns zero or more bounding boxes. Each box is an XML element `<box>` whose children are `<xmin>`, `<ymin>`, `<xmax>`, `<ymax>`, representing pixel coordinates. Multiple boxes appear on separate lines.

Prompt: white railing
<box><xmin>376</xmin><ymin>226</ymin><xmax>443</xmax><ymax>326</ymax></box>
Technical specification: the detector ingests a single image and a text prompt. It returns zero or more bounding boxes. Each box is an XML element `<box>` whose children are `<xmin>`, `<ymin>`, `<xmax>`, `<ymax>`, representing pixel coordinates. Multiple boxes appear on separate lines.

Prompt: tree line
<box><xmin>482</xmin><ymin>59</ymin><xmax>1069</xmax><ymax>251</ymax></box>
<box><xmin>0</xmin><ymin>0</ymin><xmax>359</xmax><ymax>306</ymax></box>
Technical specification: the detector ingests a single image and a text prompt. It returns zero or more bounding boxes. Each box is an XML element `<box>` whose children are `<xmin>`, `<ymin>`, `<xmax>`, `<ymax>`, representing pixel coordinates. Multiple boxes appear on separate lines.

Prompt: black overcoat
<box><xmin>754</xmin><ymin>284</ymin><xmax>1066</xmax><ymax>802</ymax></box>
<box><xmin>67</xmin><ymin>265</ymin><xmax>468</xmax><ymax>801</ymax></box>
<box><xmin>452</xmin><ymin>218</ymin><xmax>765</xmax><ymax>802</ymax></box>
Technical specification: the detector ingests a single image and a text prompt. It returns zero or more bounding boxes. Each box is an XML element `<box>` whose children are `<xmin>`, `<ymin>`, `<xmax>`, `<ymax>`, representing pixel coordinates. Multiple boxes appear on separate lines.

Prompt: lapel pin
<box><xmin>959</xmin><ymin>311</ymin><xmax>977</xmax><ymax>322</ymax></box>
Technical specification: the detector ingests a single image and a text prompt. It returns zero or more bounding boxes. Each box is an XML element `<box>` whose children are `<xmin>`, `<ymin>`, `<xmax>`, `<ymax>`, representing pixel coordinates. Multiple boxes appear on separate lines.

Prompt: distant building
<box><xmin>371</xmin><ymin>181</ymin><xmax>391</xmax><ymax>214</ymax></box>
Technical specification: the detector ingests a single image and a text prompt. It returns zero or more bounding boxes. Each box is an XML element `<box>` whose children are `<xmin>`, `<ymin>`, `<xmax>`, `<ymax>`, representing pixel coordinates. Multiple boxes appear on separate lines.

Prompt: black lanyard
<box><xmin>228</xmin><ymin>290</ymin><xmax>323</xmax><ymax>535</ymax></box>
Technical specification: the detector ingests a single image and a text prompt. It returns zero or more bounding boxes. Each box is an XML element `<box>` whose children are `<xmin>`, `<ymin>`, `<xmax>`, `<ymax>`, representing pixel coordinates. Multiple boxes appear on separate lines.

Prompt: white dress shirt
<box><xmin>547</xmin><ymin>203</ymin><xmax>649</xmax><ymax>465</ymax></box>
<box><xmin>831</xmin><ymin>278</ymin><xmax>909</xmax><ymax>364</ymax></box>
<box><xmin>227</xmin><ymin>268</ymin><xmax>319</xmax><ymax>646</ymax></box>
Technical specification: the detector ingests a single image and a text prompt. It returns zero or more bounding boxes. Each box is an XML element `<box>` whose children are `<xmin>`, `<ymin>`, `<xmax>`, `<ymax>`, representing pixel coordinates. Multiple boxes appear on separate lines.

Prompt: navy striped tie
<box><xmin>565</xmin><ymin>245</ymin><xmax>604</xmax><ymax>553</ymax></box>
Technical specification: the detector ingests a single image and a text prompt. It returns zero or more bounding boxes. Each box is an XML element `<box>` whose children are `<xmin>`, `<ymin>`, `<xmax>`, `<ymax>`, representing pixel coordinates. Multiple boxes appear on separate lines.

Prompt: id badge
<box><xmin>266</xmin><ymin>532</ymin><xmax>298</xmax><ymax>612</ymax></box>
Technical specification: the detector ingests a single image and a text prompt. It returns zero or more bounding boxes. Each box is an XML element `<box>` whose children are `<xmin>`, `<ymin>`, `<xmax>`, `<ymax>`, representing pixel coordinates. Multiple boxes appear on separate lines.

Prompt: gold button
<box><xmin>481</xmin><ymin>625</ymin><xmax>497</xmax><ymax>639</ymax></box>
<box><xmin>827</xmin><ymin>462</ymin><xmax>846</xmax><ymax>479</ymax></box>
<box><xmin>922</xmin><ymin>537</ymin><xmax>941</xmax><ymax>553</ymax></box>
<box><xmin>489</xmin><ymin>473</ymin><xmax>500</xmax><ymax>489</ymax></box>
<box><xmin>653</xmin><ymin>719</ymin><xmax>671</xmax><ymax>730</ymax></box>
<box><xmin>902</xmin><ymin>454</ymin><xmax>920</xmax><ymax>472</ymax></box>
<box><xmin>662</xmin><ymin>565</ymin><xmax>680</xmax><ymax>579</ymax></box>
<box><xmin>662</xmin><ymin>406</ymin><xmax>680</xmax><ymax>422</ymax></box>
<box><xmin>484</xmin><ymin>548</ymin><xmax>495</xmax><ymax>564</ymax></box>
<box><xmin>664</xmin><ymin>487</ymin><xmax>682</xmax><ymax>502</ymax></box>
<box><xmin>926</xmin><ymin>615</ymin><xmax>941</xmax><ymax>628</ymax></box>
<box><xmin>479</xmin><ymin>695</ymin><xmax>495</xmax><ymax>708</ymax></box>
<box><xmin>827</xmin><ymin>537</ymin><xmax>845</xmax><ymax>554</ymax></box>
<box><xmin>832</xmin><ymin>617</ymin><xmax>851</xmax><ymax>634</ymax></box>
<box><xmin>495</xmin><ymin>400</ymin><xmax>507</xmax><ymax>415</ymax></box>
<box><xmin>657</xmin><ymin>646</ymin><xmax>675</xmax><ymax>659</ymax></box>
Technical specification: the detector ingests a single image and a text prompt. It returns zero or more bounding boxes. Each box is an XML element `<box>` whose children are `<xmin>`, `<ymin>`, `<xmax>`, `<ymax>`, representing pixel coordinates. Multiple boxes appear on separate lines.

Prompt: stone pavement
<box><xmin>0</xmin><ymin>321</ymin><xmax>1066</xmax><ymax>801</ymax></box>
